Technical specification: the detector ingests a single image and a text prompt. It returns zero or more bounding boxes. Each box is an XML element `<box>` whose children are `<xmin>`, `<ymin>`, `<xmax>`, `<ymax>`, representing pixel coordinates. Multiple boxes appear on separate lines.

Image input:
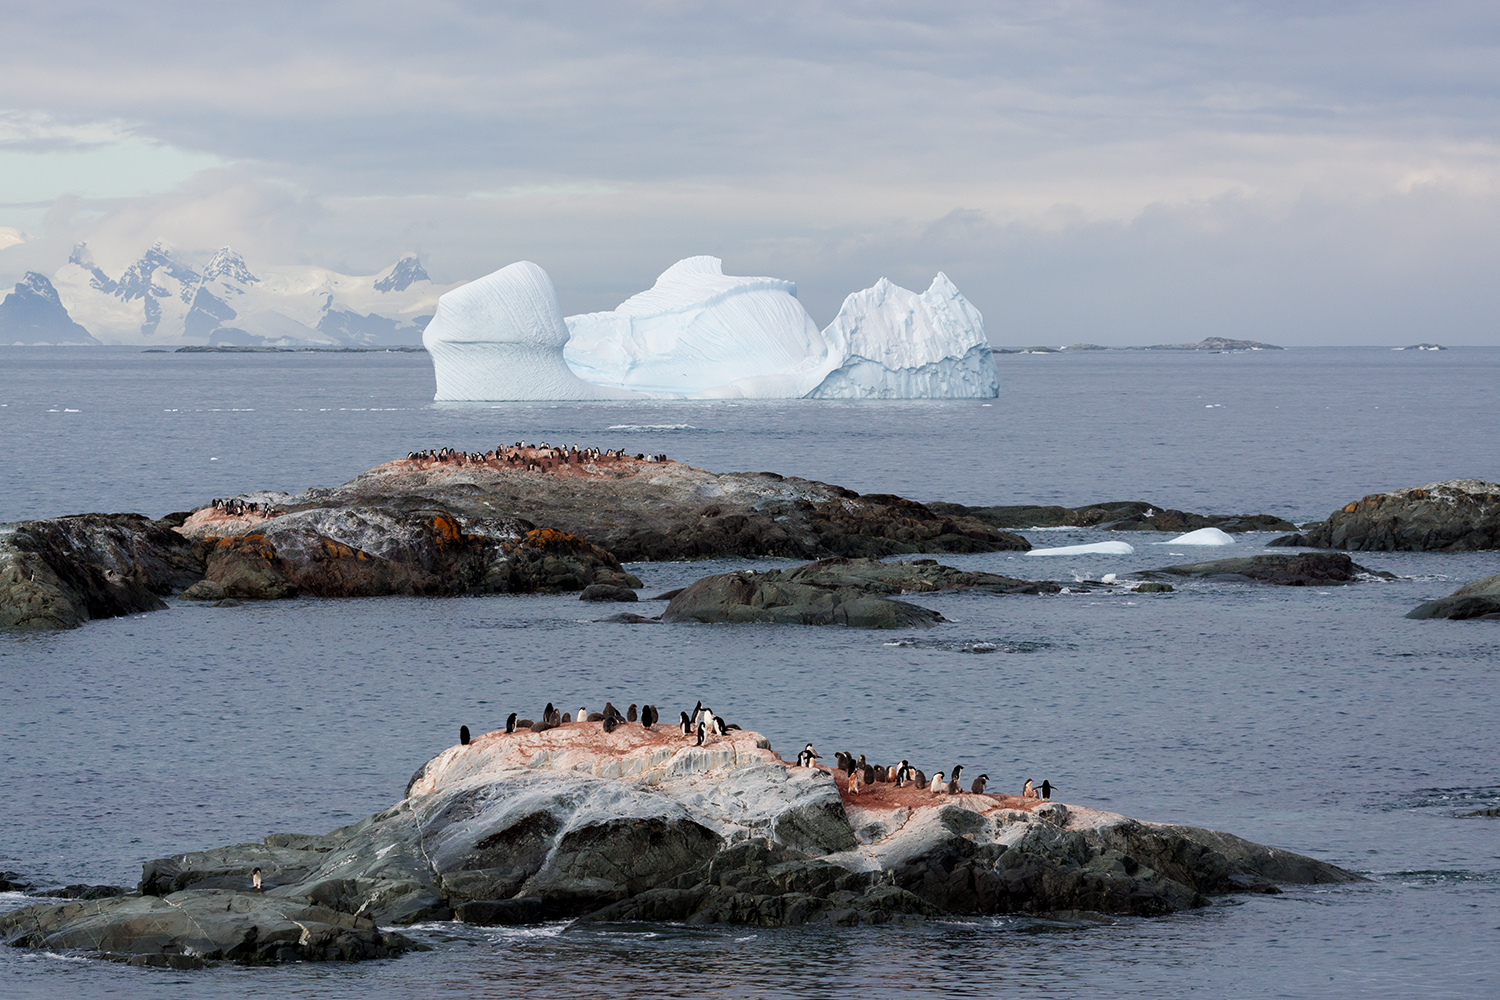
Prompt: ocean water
<box><xmin>1</xmin><ymin>346</ymin><xmax>1497</xmax><ymax>999</ymax></box>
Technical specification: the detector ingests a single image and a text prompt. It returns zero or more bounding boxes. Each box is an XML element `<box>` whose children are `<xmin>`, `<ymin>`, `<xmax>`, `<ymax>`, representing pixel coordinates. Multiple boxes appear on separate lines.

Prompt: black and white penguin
<box><xmin>691</xmin><ymin>700</ymin><xmax>703</xmax><ymax>725</ymax></box>
<box><xmin>603</xmin><ymin>715</ymin><xmax>619</xmax><ymax>733</ymax></box>
<box><xmin>797</xmin><ymin>743</ymin><xmax>820</xmax><ymax>767</ymax></box>
<box><xmin>578</xmin><ymin>706</ymin><xmax>588</xmax><ymax>725</ymax></box>
<box><xmin>1022</xmin><ymin>779</ymin><xmax>1037</xmax><ymax>798</ymax></box>
<box><xmin>627</xmin><ymin>704</ymin><xmax>638</xmax><ymax>722</ymax></box>
<box><xmin>460</xmin><ymin>725</ymin><xmax>471</xmax><ymax>746</ymax></box>
<box><xmin>1040</xmin><ymin>780</ymin><xmax>1054</xmax><ymax>799</ymax></box>
<box><xmin>603</xmin><ymin>702</ymin><xmax>619</xmax><ymax>720</ymax></box>
<box><xmin>929</xmin><ymin>771</ymin><xmax>947</xmax><ymax>794</ymax></box>
<box><xmin>709</xmin><ymin>713</ymin><xmax>727</xmax><ymax>736</ymax></box>
<box><xmin>680</xmin><ymin>711</ymin><xmax>693</xmax><ymax>735</ymax></box>
<box><xmin>970</xmin><ymin>774</ymin><xmax>989</xmax><ymax>794</ymax></box>
<box><xmin>695</xmin><ymin>721</ymin><xmax>706</xmax><ymax>746</ymax></box>
<box><xmin>947</xmin><ymin>764</ymin><xmax>964</xmax><ymax>793</ymax></box>
<box><xmin>505</xmin><ymin>712</ymin><xmax>517</xmax><ymax>734</ymax></box>
<box><xmin>543</xmin><ymin>703</ymin><xmax>556</xmax><ymax>726</ymax></box>
<box><xmin>895</xmin><ymin>760</ymin><xmax>912</xmax><ymax>786</ymax></box>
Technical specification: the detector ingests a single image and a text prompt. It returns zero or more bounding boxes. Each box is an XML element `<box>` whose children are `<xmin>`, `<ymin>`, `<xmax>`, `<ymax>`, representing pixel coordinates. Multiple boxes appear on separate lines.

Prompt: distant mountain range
<box><xmin>1</xmin><ymin>241</ymin><xmax>461</xmax><ymax>346</ymax></box>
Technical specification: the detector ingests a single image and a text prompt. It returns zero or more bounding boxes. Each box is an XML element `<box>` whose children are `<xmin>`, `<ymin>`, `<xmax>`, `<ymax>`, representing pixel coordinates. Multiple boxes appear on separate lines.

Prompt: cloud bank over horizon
<box><xmin>2</xmin><ymin>1</ymin><xmax>1498</xmax><ymax>346</ymax></box>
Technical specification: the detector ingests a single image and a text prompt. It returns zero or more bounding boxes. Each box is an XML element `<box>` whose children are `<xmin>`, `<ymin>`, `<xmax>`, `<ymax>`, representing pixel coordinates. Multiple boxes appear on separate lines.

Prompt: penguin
<box><xmin>873</xmin><ymin>764</ymin><xmax>887</xmax><ymax>783</ymax></box>
<box><xmin>841</xmin><ymin>754</ymin><xmax>857</xmax><ymax>777</ymax></box>
<box><xmin>797</xmin><ymin>743</ymin><xmax>820</xmax><ymax>767</ymax></box>
<box><xmin>603</xmin><ymin>715</ymin><xmax>619</xmax><ymax>733</ymax></box>
<box><xmin>886</xmin><ymin>766</ymin><xmax>898</xmax><ymax>783</ymax></box>
<box><xmin>856</xmin><ymin>754</ymin><xmax>867</xmax><ymax>772</ymax></box>
<box><xmin>895</xmin><ymin>760</ymin><xmax>912</xmax><ymax>786</ymax></box>
<box><xmin>587</xmin><ymin>712</ymin><xmax>605</xmax><ymax>722</ymax></box>
<box><xmin>603</xmin><ymin>702</ymin><xmax>619</xmax><ymax>720</ymax></box>
<box><xmin>647</xmin><ymin>705</ymin><xmax>659</xmax><ymax>728</ymax></box>
<box><xmin>970</xmin><ymin>774</ymin><xmax>989</xmax><ymax>794</ymax></box>
<box><xmin>578</xmin><ymin>706</ymin><xmax>588</xmax><ymax>725</ymax></box>
<box><xmin>913</xmin><ymin>769</ymin><xmax>927</xmax><ymax>789</ymax></box>
<box><xmin>696</xmin><ymin>721</ymin><xmax>706</xmax><ymax>746</ymax></box>
<box><xmin>460</xmin><ymin>725</ymin><xmax>471</xmax><ymax>746</ymax></box>
<box><xmin>948</xmin><ymin>764</ymin><xmax>964</xmax><ymax>790</ymax></box>
<box><xmin>530</xmin><ymin>719</ymin><xmax>553</xmax><ymax>733</ymax></box>
<box><xmin>515</xmin><ymin>719</ymin><xmax>533</xmax><ymax>730</ymax></box>
<box><xmin>848</xmin><ymin>768</ymin><xmax>863</xmax><ymax>795</ymax></box>
<box><xmin>691</xmin><ymin>700</ymin><xmax>703</xmax><ymax>726</ymax></box>
<box><xmin>709</xmin><ymin>713</ymin><xmax>727</xmax><ymax>736</ymax></box>
<box><xmin>251</xmin><ymin>868</ymin><xmax>263</xmax><ymax>892</ymax></box>
<box><xmin>627</xmin><ymin>704</ymin><xmax>638</xmax><ymax>722</ymax></box>
<box><xmin>929</xmin><ymin>771</ymin><xmax>947</xmax><ymax>794</ymax></box>
<box><xmin>505</xmin><ymin>712</ymin><xmax>517</xmax><ymax>734</ymax></box>
<box><xmin>680</xmin><ymin>711</ymin><xmax>693</xmax><ymax>735</ymax></box>
<box><xmin>1022</xmin><ymin>779</ymin><xmax>1037</xmax><ymax>799</ymax></box>
<box><xmin>946</xmin><ymin>775</ymin><xmax>962</xmax><ymax>795</ymax></box>
<box><xmin>1040</xmin><ymin>780</ymin><xmax>1054</xmax><ymax>800</ymax></box>
<box><xmin>862</xmin><ymin>764</ymin><xmax>876</xmax><ymax>786</ymax></box>
<box><xmin>561</xmin><ymin>712</ymin><xmax>572</xmax><ymax>723</ymax></box>
<box><xmin>543</xmin><ymin>703</ymin><xmax>556</xmax><ymax>725</ymax></box>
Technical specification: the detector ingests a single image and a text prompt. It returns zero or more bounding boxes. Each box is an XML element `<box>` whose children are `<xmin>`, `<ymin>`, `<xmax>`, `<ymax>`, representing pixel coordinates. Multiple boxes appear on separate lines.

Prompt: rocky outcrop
<box><xmin>1137</xmin><ymin>553</ymin><xmax>1389</xmax><ymax>586</ymax></box>
<box><xmin>0</xmin><ymin>514</ymin><xmax>201</xmax><ymax>629</ymax></box>
<box><xmin>661</xmin><ymin>556</ymin><xmax>1061</xmax><ymax>628</ymax></box>
<box><xmin>334</xmin><ymin>452</ymin><xmax>1030</xmax><ymax>561</ymax></box>
<box><xmin>1405</xmin><ymin>574</ymin><xmax>1500</xmax><ymax>620</ymax></box>
<box><xmin>929</xmin><ymin>500</ymin><xmax>1295</xmax><ymax>534</ymax></box>
<box><xmin>1270</xmin><ymin>480</ymin><xmax>1500</xmax><ymax>551</ymax></box>
<box><xmin>1</xmin><ymin>720</ymin><xmax>1359</xmax><ymax>964</ymax></box>
<box><xmin>0</xmin><ymin>892</ymin><xmax>416</xmax><ymax>967</ymax></box>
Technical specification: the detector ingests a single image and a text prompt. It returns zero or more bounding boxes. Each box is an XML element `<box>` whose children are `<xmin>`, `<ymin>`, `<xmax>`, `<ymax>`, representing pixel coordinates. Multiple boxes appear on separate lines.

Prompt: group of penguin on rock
<box><xmin>456</xmin><ymin>700</ymin><xmax>736</xmax><ymax>747</ymax></box>
<box><xmin>795</xmin><ymin>743</ymin><xmax>1054</xmax><ymax>800</ymax></box>
<box><xmin>454</xmin><ymin>707</ymin><xmax>1053</xmax><ymax>801</ymax></box>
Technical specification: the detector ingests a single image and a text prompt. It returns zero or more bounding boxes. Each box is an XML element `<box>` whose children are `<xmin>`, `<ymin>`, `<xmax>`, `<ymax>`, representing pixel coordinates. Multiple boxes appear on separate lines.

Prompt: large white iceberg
<box><xmin>563</xmin><ymin>256</ymin><xmax>839</xmax><ymax>398</ymax></box>
<box><xmin>425</xmin><ymin>256</ymin><xmax>1001</xmax><ymax>400</ymax></box>
<box><xmin>808</xmin><ymin>274</ymin><xmax>997</xmax><ymax>399</ymax></box>
<box><xmin>424</xmin><ymin>261</ymin><xmax>636</xmax><ymax>401</ymax></box>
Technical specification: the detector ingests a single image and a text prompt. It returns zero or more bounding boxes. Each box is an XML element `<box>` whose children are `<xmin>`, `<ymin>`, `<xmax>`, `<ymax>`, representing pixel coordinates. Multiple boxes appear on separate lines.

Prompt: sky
<box><xmin>1</xmin><ymin>1</ymin><xmax>1498</xmax><ymax>346</ymax></box>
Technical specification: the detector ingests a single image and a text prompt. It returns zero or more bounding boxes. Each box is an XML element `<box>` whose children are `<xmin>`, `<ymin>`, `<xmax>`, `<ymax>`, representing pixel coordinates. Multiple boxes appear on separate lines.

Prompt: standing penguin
<box><xmin>849</xmin><ymin>768</ymin><xmax>864</xmax><ymax>795</ymax></box>
<box><xmin>627</xmin><ymin>704</ymin><xmax>638</xmax><ymax>722</ymax></box>
<box><xmin>895</xmin><ymin>760</ymin><xmax>913</xmax><ymax>786</ymax></box>
<box><xmin>460</xmin><ymin>725</ymin><xmax>471</xmax><ymax>746</ymax></box>
<box><xmin>913</xmin><ymin>769</ymin><xmax>927</xmax><ymax>789</ymax></box>
<box><xmin>695</xmin><ymin>721</ymin><xmax>706</xmax><ymax>746</ymax></box>
<box><xmin>709</xmin><ymin>713</ymin><xmax>727</xmax><ymax>736</ymax></box>
<box><xmin>1040</xmin><ymin>780</ymin><xmax>1054</xmax><ymax>799</ymax></box>
<box><xmin>929</xmin><ymin>771</ymin><xmax>947</xmax><ymax>794</ymax></box>
<box><xmin>797</xmin><ymin>743</ymin><xmax>820</xmax><ymax>767</ymax></box>
<box><xmin>641</xmin><ymin>705</ymin><xmax>656</xmax><ymax>729</ymax></box>
<box><xmin>680</xmin><ymin>711</ymin><xmax>694</xmax><ymax>735</ymax></box>
<box><xmin>505</xmin><ymin>713</ymin><xmax>517</xmax><ymax>734</ymax></box>
<box><xmin>970</xmin><ymin>774</ymin><xmax>989</xmax><ymax>794</ymax></box>
<box><xmin>1023</xmin><ymin>779</ymin><xmax>1037</xmax><ymax>798</ymax></box>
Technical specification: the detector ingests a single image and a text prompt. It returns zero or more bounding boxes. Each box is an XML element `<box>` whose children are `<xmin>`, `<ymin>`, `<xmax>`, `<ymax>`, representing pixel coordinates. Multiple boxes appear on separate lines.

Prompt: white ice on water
<box><xmin>426</xmin><ymin>256</ymin><xmax>1001</xmax><ymax>400</ymax></box>
<box><xmin>1159</xmin><ymin>527</ymin><xmax>1236</xmax><ymax>546</ymax></box>
<box><xmin>1026</xmin><ymin>541</ymin><xmax>1137</xmax><ymax>556</ymax></box>
<box><xmin>424</xmin><ymin>262</ymin><xmax>638</xmax><ymax>402</ymax></box>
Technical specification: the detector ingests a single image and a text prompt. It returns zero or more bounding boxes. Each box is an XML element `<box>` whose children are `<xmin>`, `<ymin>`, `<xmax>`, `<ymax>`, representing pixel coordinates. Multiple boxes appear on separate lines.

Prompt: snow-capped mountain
<box><xmin>51</xmin><ymin>242</ymin><xmax>461</xmax><ymax>346</ymax></box>
<box><xmin>1</xmin><ymin>272</ymin><xmax>101</xmax><ymax>345</ymax></box>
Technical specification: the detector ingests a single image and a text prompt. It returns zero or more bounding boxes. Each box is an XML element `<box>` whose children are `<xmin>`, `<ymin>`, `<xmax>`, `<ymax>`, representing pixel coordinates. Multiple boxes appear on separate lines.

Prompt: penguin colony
<box><xmin>461</xmin><ymin>706</ymin><xmax>1053</xmax><ymax>799</ymax></box>
<box><xmin>402</xmin><ymin>442</ymin><xmax>671</xmax><ymax>476</ymax></box>
<box><xmin>800</xmin><ymin>749</ymin><xmax>1053</xmax><ymax>801</ymax></box>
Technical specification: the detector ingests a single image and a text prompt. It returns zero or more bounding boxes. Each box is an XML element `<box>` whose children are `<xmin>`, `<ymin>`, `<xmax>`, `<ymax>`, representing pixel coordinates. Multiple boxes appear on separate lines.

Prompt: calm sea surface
<box><xmin>1</xmin><ymin>346</ymin><xmax>1497</xmax><ymax>998</ymax></box>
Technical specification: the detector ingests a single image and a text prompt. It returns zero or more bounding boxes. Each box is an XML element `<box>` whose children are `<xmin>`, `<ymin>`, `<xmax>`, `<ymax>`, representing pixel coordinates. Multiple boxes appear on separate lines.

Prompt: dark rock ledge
<box><xmin>1270</xmin><ymin>480</ymin><xmax>1500</xmax><ymax>552</ymax></box>
<box><xmin>1</xmin><ymin>723</ymin><xmax>1360</xmax><ymax>965</ymax></box>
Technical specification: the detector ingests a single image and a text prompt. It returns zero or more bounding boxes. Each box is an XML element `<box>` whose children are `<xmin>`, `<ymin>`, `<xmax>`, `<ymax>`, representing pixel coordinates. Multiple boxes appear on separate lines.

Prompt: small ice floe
<box><xmin>1101</xmin><ymin>573</ymin><xmax>1117</xmax><ymax>583</ymax></box>
<box><xmin>1160</xmin><ymin>527</ymin><xmax>1235</xmax><ymax>546</ymax></box>
<box><xmin>1026</xmin><ymin>541</ymin><xmax>1135</xmax><ymax>556</ymax></box>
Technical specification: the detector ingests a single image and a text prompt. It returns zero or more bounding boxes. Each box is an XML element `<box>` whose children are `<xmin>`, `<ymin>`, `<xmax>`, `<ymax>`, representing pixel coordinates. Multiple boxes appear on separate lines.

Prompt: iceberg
<box><xmin>426</xmin><ymin>256</ymin><xmax>1001</xmax><ymax>400</ymax></box>
<box><xmin>1160</xmin><ymin>527</ymin><xmax>1236</xmax><ymax>546</ymax></box>
<box><xmin>807</xmin><ymin>274</ymin><xmax>998</xmax><ymax>399</ymax></box>
<box><xmin>563</xmin><ymin>256</ymin><xmax>839</xmax><ymax>398</ymax></box>
<box><xmin>1026</xmin><ymin>541</ymin><xmax>1137</xmax><ymax>556</ymax></box>
<box><xmin>424</xmin><ymin>262</ymin><xmax>637</xmax><ymax>401</ymax></box>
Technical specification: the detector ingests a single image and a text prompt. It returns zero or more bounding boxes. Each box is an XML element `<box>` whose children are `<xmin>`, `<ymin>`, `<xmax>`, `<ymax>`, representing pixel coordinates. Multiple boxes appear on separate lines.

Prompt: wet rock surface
<box><xmin>1137</xmin><ymin>552</ymin><xmax>1389</xmax><ymax>586</ymax></box>
<box><xmin>1270</xmin><ymin>480</ymin><xmax>1500</xmax><ymax>551</ymax></box>
<box><xmin>0</xmin><ymin>722</ymin><xmax>1359</xmax><ymax>961</ymax></box>
<box><xmin>661</xmin><ymin>556</ymin><xmax>1061</xmax><ymax>628</ymax></box>
<box><xmin>1406</xmin><ymin>573</ymin><xmax>1500</xmax><ymax>620</ymax></box>
<box><xmin>931</xmin><ymin>500</ymin><xmax>1295</xmax><ymax>534</ymax></box>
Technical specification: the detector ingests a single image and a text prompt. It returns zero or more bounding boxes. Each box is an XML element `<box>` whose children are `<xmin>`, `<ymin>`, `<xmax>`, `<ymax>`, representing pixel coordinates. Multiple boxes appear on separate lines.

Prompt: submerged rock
<box><xmin>930</xmin><ymin>500</ymin><xmax>1295</xmax><ymax>534</ymax></box>
<box><xmin>661</xmin><ymin>556</ymin><xmax>1061</xmax><ymax>628</ymax></box>
<box><xmin>1405</xmin><ymin>574</ymin><xmax>1500</xmax><ymax>620</ymax></box>
<box><xmin>1138</xmin><ymin>553</ymin><xmax>1389</xmax><ymax>586</ymax></box>
<box><xmin>1269</xmin><ymin>480</ymin><xmax>1500</xmax><ymax>551</ymax></box>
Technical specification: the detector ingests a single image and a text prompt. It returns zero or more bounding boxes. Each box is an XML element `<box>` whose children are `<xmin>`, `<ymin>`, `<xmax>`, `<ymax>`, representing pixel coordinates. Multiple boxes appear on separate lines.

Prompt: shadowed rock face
<box><xmin>1138</xmin><ymin>552</ymin><xmax>1389</xmax><ymax>586</ymax></box>
<box><xmin>660</xmin><ymin>556</ymin><xmax>1062</xmax><ymax>628</ymax></box>
<box><xmin>0</xmin><ymin>722</ymin><xmax>1360</xmax><ymax>962</ymax></box>
<box><xmin>1406</xmin><ymin>573</ymin><xmax>1500</xmax><ymax>620</ymax></box>
<box><xmin>930</xmin><ymin>500</ymin><xmax>1295</xmax><ymax>534</ymax></box>
<box><xmin>1270</xmin><ymin>480</ymin><xmax>1500</xmax><ymax>552</ymax></box>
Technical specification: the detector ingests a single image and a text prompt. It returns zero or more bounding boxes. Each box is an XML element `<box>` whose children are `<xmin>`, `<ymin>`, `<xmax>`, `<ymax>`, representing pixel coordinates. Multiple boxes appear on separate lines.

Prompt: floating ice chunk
<box><xmin>564</xmin><ymin>256</ymin><xmax>837</xmax><ymax>398</ymax></box>
<box><xmin>1161</xmin><ymin>527</ymin><xmax>1235</xmax><ymax>546</ymax></box>
<box><xmin>1026</xmin><ymin>541</ymin><xmax>1136</xmax><ymax>556</ymax></box>
<box><xmin>808</xmin><ymin>274</ymin><xmax>998</xmax><ymax>399</ymax></box>
<box><xmin>425</xmin><ymin>262</ymin><xmax>638</xmax><ymax>401</ymax></box>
